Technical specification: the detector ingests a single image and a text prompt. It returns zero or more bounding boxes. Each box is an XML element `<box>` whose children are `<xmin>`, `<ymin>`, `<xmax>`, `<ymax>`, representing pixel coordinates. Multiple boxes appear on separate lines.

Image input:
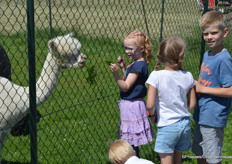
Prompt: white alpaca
<box><xmin>0</xmin><ymin>33</ymin><xmax>87</xmax><ymax>158</ymax></box>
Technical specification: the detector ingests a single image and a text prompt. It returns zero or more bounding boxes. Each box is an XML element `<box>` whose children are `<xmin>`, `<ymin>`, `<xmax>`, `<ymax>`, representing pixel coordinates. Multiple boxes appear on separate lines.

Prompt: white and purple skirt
<box><xmin>118</xmin><ymin>98</ymin><xmax>154</xmax><ymax>147</ymax></box>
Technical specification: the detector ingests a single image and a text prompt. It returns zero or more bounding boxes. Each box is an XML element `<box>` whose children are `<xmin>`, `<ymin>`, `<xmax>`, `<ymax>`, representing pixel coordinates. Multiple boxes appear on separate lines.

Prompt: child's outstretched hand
<box><xmin>117</xmin><ymin>56</ymin><xmax>126</xmax><ymax>69</ymax></box>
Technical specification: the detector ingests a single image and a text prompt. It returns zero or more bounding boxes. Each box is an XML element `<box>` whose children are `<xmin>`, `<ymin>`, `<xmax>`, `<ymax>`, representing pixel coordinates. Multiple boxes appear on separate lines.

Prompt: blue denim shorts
<box><xmin>155</xmin><ymin>117</ymin><xmax>191</xmax><ymax>153</ymax></box>
<box><xmin>192</xmin><ymin>123</ymin><xmax>224</xmax><ymax>164</ymax></box>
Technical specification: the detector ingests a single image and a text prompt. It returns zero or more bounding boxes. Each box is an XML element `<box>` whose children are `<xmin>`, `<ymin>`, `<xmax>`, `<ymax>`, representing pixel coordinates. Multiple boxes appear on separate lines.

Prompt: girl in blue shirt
<box><xmin>109</xmin><ymin>30</ymin><xmax>154</xmax><ymax>157</ymax></box>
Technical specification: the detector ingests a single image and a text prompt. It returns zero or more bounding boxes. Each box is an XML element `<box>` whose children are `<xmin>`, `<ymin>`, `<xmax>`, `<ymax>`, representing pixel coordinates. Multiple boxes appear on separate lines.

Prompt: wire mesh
<box><xmin>0</xmin><ymin>0</ymin><xmax>232</xmax><ymax>163</ymax></box>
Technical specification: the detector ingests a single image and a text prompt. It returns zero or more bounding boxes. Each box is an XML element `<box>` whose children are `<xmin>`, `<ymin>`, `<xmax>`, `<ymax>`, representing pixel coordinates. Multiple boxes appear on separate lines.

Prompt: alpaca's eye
<box><xmin>76</xmin><ymin>50</ymin><xmax>80</xmax><ymax>55</ymax></box>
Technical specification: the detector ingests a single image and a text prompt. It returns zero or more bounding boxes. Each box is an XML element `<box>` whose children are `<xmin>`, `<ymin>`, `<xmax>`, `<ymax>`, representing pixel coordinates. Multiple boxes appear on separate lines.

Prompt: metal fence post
<box><xmin>26</xmin><ymin>0</ymin><xmax>38</xmax><ymax>163</ymax></box>
<box><xmin>160</xmin><ymin>0</ymin><xmax>165</xmax><ymax>42</ymax></box>
<box><xmin>49</xmin><ymin>0</ymin><xmax>53</xmax><ymax>38</ymax></box>
<box><xmin>200</xmin><ymin>0</ymin><xmax>209</xmax><ymax>67</ymax></box>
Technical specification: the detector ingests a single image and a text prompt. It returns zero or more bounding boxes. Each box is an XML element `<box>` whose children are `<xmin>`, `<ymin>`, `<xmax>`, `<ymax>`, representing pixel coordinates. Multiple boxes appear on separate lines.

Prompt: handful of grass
<box><xmin>86</xmin><ymin>65</ymin><xmax>97</xmax><ymax>85</ymax></box>
<box><xmin>104</xmin><ymin>59</ymin><xmax>113</xmax><ymax>65</ymax></box>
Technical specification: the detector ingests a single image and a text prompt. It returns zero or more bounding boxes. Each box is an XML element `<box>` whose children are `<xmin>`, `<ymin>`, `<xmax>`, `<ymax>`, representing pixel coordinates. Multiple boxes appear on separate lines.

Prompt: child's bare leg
<box><xmin>159</xmin><ymin>153</ymin><xmax>174</xmax><ymax>164</ymax></box>
<box><xmin>174</xmin><ymin>150</ymin><xmax>182</xmax><ymax>164</ymax></box>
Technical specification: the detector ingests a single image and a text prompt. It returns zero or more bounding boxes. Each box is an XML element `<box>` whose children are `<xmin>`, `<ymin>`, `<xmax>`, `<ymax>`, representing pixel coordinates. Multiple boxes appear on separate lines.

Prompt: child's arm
<box><xmin>109</xmin><ymin>63</ymin><xmax>138</xmax><ymax>92</ymax></box>
<box><xmin>195</xmin><ymin>80</ymin><xmax>232</xmax><ymax>97</ymax></box>
<box><xmin>187</xmin><ymin>86</ymin><xmax>196</xmax><ymax>110</ymax></box>
<box><xmin>146</xmin><ymin>85</ymin><xmax>157</xmax><ymax>124</ymax></box>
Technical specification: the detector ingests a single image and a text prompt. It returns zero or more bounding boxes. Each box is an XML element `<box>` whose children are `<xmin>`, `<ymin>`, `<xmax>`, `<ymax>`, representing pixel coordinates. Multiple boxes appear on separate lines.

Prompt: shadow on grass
<box><xmin>1</xmin><ymin>159</ymin><xmax>30</xmax><ymax>164</ymax></box>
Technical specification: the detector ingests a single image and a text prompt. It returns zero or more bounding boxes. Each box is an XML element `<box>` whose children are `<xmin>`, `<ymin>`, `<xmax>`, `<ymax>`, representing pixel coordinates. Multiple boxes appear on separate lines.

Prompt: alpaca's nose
<box><xmin>80</xmin><ymin>54</ymin><xmax>87</xmax><ymax>62</ymax></box>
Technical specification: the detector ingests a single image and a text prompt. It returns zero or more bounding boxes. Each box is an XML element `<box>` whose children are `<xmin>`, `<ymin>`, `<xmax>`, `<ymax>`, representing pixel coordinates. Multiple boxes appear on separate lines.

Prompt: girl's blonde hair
<box><xmin>155</xmin><ymin>36</ymin><xmax>185</xmax><ymax>71</ymax></box>
<box><xmin>200</xmin><ymin>10</ymin><xmax>226</xmax><ymax>30</ymax></box>
<box><xmin>125</xmin><ymin>30</ymin><xmax>153</xmax><ymax>64</ymax></box>
<box><xmin>108</xmin><ymin>140</ymin><xmax>135</xmax><ymax>164</ymax></box>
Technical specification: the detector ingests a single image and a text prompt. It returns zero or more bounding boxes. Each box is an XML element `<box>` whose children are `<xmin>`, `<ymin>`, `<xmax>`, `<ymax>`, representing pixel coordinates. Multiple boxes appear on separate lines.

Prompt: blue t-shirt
<box><xmin>120</xmin><ymin>61</ymin><xmax>148</xmax><ymax>100</ymax></box>
<box><xmin>193</xmin><ymin>49</ymin><xmax>232</xmax><ymax>128</ymax></box>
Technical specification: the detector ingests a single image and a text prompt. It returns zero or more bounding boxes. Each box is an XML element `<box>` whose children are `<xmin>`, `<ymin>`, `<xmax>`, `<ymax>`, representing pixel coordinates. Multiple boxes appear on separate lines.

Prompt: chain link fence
<box><xmin>0</xmin><ymin>0</ymin><xmax>232</xmax><ymax>163</ymax></box>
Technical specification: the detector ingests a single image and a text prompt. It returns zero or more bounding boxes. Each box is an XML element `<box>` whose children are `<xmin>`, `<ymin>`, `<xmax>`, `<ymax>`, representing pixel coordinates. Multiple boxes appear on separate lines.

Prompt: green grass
<box><xmin>1</xmin><ymin>28</ymin><xmax>232</xmax><ymax>164</ymax></box>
